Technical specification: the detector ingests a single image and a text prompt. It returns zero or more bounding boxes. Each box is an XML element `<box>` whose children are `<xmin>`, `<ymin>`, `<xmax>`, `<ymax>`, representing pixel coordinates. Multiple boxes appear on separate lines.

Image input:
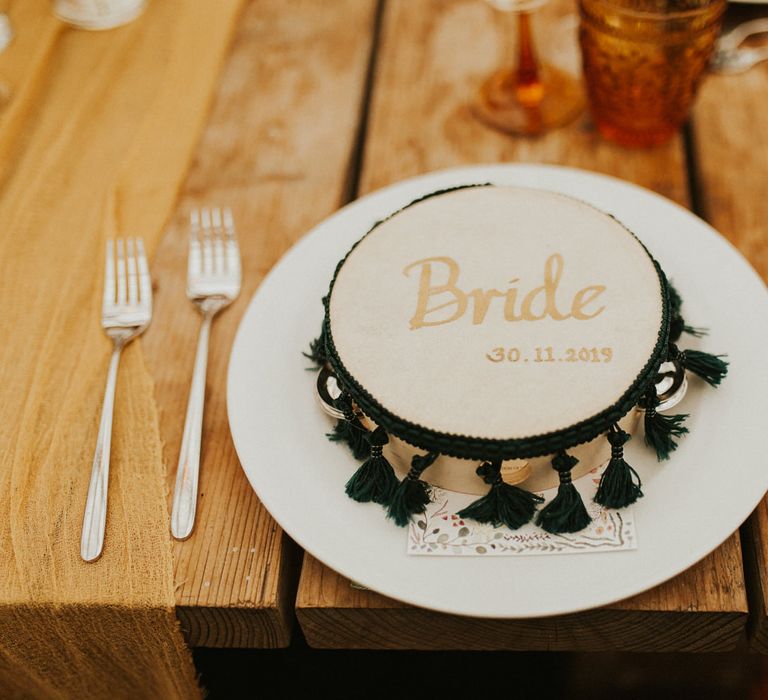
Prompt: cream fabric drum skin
<box><xmin>328</xmin><ymin>185</ymin><xmax>662</xmax><ymax>490</ymax></box>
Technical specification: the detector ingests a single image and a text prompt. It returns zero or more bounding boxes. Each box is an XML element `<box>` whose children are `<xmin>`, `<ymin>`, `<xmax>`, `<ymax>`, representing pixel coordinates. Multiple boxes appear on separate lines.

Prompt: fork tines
<box><xmin>188</xmin><ymin>206</ymin><xmax>240</xmax><ymax>281</ymax></box>
<box><xmin>103</xmin><ymin>237</ymin><xmax>152</xmax><ymax>316</ymax></box>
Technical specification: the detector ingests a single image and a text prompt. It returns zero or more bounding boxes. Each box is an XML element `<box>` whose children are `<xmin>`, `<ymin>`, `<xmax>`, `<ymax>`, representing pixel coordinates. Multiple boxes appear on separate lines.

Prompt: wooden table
<box><xmin>167</xmin><ymin>0</ymin><xmax>768</xmax><ymax>653</ymax></box>
<box><xmin>2</xmin><ymin>1</ymin><xmax>768</xmax><ymax>694</ymax></box>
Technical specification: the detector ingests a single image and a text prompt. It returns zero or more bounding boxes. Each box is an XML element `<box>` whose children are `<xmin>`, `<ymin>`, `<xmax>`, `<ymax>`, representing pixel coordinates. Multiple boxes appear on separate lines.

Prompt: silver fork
<box><xmin>171</xmin><ymin>207</ymin><xmax>241</xmax><ymax>540</ymax></box>
<box><xmin>81</xmin><ymin>238</ymin><xmax>152</xmax><ymax>562</ymax></box>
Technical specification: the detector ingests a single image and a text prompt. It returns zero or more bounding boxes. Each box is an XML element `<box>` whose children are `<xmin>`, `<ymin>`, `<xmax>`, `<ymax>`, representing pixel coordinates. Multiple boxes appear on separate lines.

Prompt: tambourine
<box><xmin>307</xmin><ymin>185</ymin><xmax>728</xmax><ymax>534</ymax></box>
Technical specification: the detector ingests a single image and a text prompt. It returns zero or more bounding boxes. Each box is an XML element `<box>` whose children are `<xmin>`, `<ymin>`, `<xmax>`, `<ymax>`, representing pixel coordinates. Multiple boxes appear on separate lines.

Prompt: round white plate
<box><xmin>228</xmin><ymin>164</ymin><xmax>768</xmax><ymax>618</ymax></box>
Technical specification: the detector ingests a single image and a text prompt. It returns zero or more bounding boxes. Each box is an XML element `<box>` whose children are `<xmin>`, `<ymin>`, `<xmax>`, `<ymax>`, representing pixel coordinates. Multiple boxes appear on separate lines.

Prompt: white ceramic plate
<box><xmin>227</xmin><ymin>164</ymin><xmax>768</xmax><ymax>618</ymax></box>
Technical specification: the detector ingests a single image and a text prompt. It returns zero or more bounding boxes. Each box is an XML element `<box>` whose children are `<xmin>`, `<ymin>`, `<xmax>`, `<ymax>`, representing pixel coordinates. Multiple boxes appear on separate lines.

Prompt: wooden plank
<box><xmin>298</xmin><ymin>551</ymin><xmax>744</xmax><ymax>652</ymax></box>
<box><xmin>358</xmin><ymin>0</ymin><xmax>687</xmax><ymax>204</ymax></box>
<box><xmin>0</xmin><ymin>2</ymin><xmax>61</xmax><ymax>177</ymax></box>
<box><xmin>0</xmin><ymin>0</ymin><xmax>244</xmax><ymax>695</ymax></box>
<box><xmin>295</xmin><ymin>0</ymin><xmax>747</xmax><ymax>651</ymax></box>
<box><xmin>743</xmin><ymin>503</ymin><xmax>768</xmax><ymax>654</ymax></box>
<box><xmin>140</xmin><ymin>0</ymin><xmax>379</xmax><ymax>648</ymax></box>
<box><xmin>691</xmin><ymin>70</ymin><xmax>768</xmax><ymax>281</ymax></box>
<box><xmin>691</xmin><ymin>61</ymin><xmax>768</xmax><ymax>652</ymax></box>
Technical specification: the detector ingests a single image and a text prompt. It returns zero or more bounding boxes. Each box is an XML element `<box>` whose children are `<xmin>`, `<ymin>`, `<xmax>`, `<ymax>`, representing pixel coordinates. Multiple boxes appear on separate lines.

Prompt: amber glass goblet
<box><xmin>472</xmin><ymin>0</ymin><xmax>584</xmax><ymax>136</ymax></box>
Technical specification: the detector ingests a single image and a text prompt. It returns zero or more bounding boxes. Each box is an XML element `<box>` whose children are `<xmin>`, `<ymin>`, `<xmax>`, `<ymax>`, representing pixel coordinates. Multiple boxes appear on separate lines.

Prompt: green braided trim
<box><xmin>320</xmin><ymin>184</ymin><xmax>671</xmax><ymax>461</ymax></box>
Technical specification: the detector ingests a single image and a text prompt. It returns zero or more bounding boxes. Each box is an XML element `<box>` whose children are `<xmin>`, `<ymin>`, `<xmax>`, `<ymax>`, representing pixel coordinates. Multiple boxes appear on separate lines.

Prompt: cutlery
<box><xmin>171</xmin><ymin>207</ymin><xmax>241</xmax><ymax>540</ymax></box>
<box><xmin>81</xmin><ymin>238</ymin><xmax>152</xmax><ymax>562</ymax></box>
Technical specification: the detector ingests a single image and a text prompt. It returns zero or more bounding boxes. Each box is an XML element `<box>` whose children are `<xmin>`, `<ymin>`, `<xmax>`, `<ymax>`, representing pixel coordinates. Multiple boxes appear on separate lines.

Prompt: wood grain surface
<box><xmin>0</xmin><ymin>0</ymin><xmax>243</xmax><ymax>695</ymax></box>
<box><xmin>693</xmin><ymin>63</ymin><xmax>768</xmax><ymax>652</ymax></box>
<box><xmin>297</xmin><ymin>552</ymin><xmax>744</xmax><ymax>652</ymax></box>
<box><xmin>295</xmin><ymin>0</ymin><xmax>748</xmax><ymax>651</ymax></box>
<box><xmin>140</xmin><ymin>0</ymin><xmax>379</xmax><ymax>648</ymax></box>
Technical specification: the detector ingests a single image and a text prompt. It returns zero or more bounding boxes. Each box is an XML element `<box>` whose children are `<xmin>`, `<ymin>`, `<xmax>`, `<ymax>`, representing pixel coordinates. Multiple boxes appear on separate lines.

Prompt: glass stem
<box><xmin>515</xmin><ymin>12</ymin><xmax>544</xmax><ymax>107</ymax></box>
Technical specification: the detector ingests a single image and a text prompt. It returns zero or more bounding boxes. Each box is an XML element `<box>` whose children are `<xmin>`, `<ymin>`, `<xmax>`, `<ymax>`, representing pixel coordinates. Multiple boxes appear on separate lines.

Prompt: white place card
<box><xmin>407</xmin><ymin>466</ymin><xmax>637</xmax><ymax>556</ymax></box>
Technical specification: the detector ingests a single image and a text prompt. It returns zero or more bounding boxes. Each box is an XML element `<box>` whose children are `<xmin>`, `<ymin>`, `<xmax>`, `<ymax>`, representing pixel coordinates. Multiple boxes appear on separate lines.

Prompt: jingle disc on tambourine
<box><xmin>653</xmin><ymin>359</ymin><xmax>688</xmax><ymax>412</ymax></box>
<box><xmin>315</xmin><ymin>365</ymin><xmax>344</xmax><ymax>419</ymax></box>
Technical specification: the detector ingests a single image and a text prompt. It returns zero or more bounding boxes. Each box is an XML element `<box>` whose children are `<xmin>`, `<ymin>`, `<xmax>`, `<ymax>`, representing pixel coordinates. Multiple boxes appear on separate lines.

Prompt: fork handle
<box><xmin>81</xmin><ymin>343</ymin><xmax>123</xmax><ymax>562</ymax></box>
<box><xmin>171</xmin><ymin>312</ymin><xmax>213</xmax><ymax>540</ymax></box>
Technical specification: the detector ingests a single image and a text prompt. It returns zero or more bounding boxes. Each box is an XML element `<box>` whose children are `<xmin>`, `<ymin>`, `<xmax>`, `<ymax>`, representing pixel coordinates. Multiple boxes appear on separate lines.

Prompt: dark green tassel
<box><xmin>643</xmin><ymin>386</ymin><xmax>688</xmax><ymax>461</ymax></box>
<box><xmin>670</xmin><ymin>316</ymin><xmax>708</xmax><ymax>342</ymax></box>
<box><xmin>594</xmin><ymin>425</ymin><xmax>643</xmax><ymax>509</ymax></box>
<box><xmin>344</xmin><ymin>426</ymin><xmax>398</xmax><ymax>506</ymax></box>
<box><xmin>681</xmin><ymin>349</ymin><xmax>729</xmax><ymax>387</ymax></box>
<box><xmin>669</xmin><ymin>316</ymin><xmax>684</xmax><ymax>343</ymax></box>
<box><xmin>456</xmin><ymin>460</ymin><xmax>544</xmax><ymax>530</ymax></box>
<box><xmin>327</xmin><ymin>393</ymin><xmax>370</xmax><ymax>460</ymax></box>
<box><xmin>303</xmin><ymin>321</ymin><xmax>328</xmax><ymax>369</ymax></box>
<box><xmin>683</xmin><ymin>324</ymin><xmax>708</xmax><ymax>338</ymax></box>
<box><xmin>667</xmin><ymin>282</ymin><xmax>708</xmax><ymax>342</ymax></box>
<box><xmin>535</xmin><ymin>451</ymin><xmax>592</xmax><ymax>534</ymax></box>
<box><xmin>668</xmin><ymin>281</ymin><xmax>683</xmax><ymax>317</ymax></box>
<box><xmin>303</xmin><ymin>297</ymin><xmax>330</xmax><ymax>369</ymax></box>
<box><xmin>386</xmin><ymin>452</ymin><xmax>438</xmax><ymax>527</ymax></box>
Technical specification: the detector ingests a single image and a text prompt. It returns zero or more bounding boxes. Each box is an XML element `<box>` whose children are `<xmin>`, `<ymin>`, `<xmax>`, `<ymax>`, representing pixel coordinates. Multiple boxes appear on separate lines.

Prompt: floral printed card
<box><xmin>407</xmin><ymin>466</ymin><xmax>637</xmax><ymax>556</ymax></box>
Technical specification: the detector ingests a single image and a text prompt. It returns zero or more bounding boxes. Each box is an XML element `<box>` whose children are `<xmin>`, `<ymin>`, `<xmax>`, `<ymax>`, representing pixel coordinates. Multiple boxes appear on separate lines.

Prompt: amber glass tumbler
<box><xmin>578</xmin><ymin>0</ymin><xmax>725</xmax><ymax>147</ymax></box>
